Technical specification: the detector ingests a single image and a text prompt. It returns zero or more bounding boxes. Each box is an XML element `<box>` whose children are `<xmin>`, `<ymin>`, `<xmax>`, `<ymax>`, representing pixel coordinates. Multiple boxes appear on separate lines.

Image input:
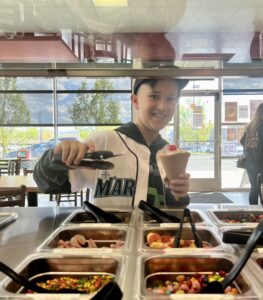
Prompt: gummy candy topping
<box><xmin>168</xmin><ymin>145</ymin><xmax>177</xmax><ymax>151</ymax></box>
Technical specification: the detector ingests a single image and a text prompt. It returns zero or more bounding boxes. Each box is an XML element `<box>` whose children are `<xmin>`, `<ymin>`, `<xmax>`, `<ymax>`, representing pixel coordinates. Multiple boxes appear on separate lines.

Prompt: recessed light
<box><xmin>92</xmin><ymin>0</ymin><xmax>128</xmax><ymax>7</ymax></box>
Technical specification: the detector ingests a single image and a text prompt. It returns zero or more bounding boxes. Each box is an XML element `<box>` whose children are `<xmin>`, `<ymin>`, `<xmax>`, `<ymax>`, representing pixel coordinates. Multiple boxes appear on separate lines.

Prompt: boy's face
<box><xmin>132</xmin><ymin>79</ymin><xmax>180</xmax><ymax>134</ymax></box>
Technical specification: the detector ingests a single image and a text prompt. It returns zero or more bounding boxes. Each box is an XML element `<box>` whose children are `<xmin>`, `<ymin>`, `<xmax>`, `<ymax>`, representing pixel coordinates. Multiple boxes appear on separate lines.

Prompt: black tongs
<box><xmin>83</xmin><ymin>151</ymin><xmax>122</xmax><ymax>160</ymax></box>
<box><xmin>223</xmin><ymin>229</ymin><xmax>263</xmax><ymax>245</ymax></box>
<box><xmin>138</xmin><ymin>200</ymin><xmax>181</xmax><ymax>223</ymax></box>
<box><xmin>83</xmin><ymin>201</ymin><xmax>122</xmax><ymax>223</ymax></box>
<box><xmin>203</xmin><ymin>220</ymin><xmax>263</xmax><ymax>294</ymax></box>
<box><xmin>53</xmin><ymin>151</ymin><xmax>122</xmax><ymax>170</ymax></box>
<box><xmin>174</xmin><ymin>207</ymin><xmax>203</xmax><ymax>248</ymax></box>
<box><xmin>91</xmin><ymin>281</ymin><xmax>122</xmax><ymax>300</ymax></box>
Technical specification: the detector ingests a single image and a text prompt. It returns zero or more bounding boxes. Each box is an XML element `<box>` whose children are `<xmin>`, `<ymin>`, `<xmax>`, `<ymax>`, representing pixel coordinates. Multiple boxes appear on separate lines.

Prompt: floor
<box><xmin>222</xmin><ymin>191</ymin><xmax>250</xmax><ymax>206</ymax></box>
<box><xmin>36</xmin><ymin>191</ymin><xmax>251</xmax><ymax>207</ymax></box>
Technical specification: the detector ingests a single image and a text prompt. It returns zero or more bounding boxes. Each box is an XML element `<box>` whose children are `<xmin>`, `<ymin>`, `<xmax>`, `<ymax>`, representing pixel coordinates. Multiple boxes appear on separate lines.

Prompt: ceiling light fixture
<box><xmin>92</xmin><ymin>0</ymin><xmax>128</xmax><ymax>7</ymax></box>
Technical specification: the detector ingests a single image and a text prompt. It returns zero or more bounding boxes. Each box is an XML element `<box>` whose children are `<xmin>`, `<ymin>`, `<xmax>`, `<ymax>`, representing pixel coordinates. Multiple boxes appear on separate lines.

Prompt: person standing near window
<box><xmin>240</xmin><ymin>103</ymin><xmax>263</xmax><ymax>204</ymax></box>
<box><xmin>33</xmin><ymin>78</ymin><xmax>190</xmax><ymax>208</ymax></box>
<box><xmin>34</xmin><ymin>34</ymin><xmax>191</xmax><ymax>208</ymax></box>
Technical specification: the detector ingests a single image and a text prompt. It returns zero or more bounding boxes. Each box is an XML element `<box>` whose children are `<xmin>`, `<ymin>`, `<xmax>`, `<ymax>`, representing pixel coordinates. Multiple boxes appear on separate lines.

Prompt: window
<box><xmin>0</xmin><ymin>77</ymin><xmax>132</xmax><ymax>159</ymax></box>
<box><xmin>221</xmin><ymin>77</ymin><xmax>263</xmax><ymax>188</ymax></box>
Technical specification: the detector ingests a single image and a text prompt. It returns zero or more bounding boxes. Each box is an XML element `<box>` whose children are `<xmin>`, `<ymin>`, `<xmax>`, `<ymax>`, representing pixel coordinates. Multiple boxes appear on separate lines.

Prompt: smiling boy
<box><xmin>34</xmin><ymin>77</ymin><xmax>190</xmax><ymax>208</ymax></box>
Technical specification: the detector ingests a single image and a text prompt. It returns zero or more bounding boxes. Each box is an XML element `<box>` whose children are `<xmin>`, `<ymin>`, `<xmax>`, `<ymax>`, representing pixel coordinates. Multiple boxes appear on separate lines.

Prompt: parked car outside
<box><xmin>5</xmin><ymin>137</ymin><xmax>79</xmax><ymax>159</ymax></box>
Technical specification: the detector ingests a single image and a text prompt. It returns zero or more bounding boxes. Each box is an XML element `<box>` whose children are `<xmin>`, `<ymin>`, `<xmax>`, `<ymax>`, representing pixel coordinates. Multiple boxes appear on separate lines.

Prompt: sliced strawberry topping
<box><xmin>168</xmin><ymin>144</ymin><xmax>177</xmax><ymax>151</ymax></box>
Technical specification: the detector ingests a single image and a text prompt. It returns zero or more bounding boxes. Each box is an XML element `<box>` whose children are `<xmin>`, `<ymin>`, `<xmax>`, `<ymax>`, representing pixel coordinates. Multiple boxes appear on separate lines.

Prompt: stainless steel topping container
<box><xmin>219</xmin><ymin>226</ymin><xmax>263</xmax><ymax>254</ymax></box>
<box><xmin>18</xmin><ymin>271</ymin><xmax>115</xmax><ymax>295</ymax></box>
<box><xmin>251</xmin><ymin>253</ymin><xmax>263</xmax><ymax>272</ymax></box>
<box><xmin>0</xmin><ymin>212</ymin><xmax>17</xmax><ymax>230</ymax></box>
<box><xmin>37</xmin><ymin>225</ymin><xmax>132</xmax><ymax>253</ymax></box>
<box><xmin>136</xmin><ymin>253</ymin><xmax>260</xmax><ymax>299</ymax></box>
<box><xmin>0</xmin><ymin>252</ymin><xmax>126</xmax><ymax>297</ymax></box>
<box><xmin>248</xmin><ymin>253</ymin><xmax>263</xmax><ymax>297</ymax></box>
<box><xmin>61</xmin><ymin>208</ymin><xmax>134</xmax><ymax>226</ymax></box>
<box><xmin>138</xmin><ymin>208</ymin><xmax>211</xmax><ymax>226</ymax></box>
<box><xmin>139</xmin><ymin>225</ymin><xmax>232</xmax><ymax>253</ymax></box>
<box><xmin>253</xmin><ymin>254</ymin><xmax>263</xmax><ymax>270</ymax></box>
<box><xmin>208</xmin><ymin>208</ymin><xmax>263</xmax><ymax>227</ymax></box>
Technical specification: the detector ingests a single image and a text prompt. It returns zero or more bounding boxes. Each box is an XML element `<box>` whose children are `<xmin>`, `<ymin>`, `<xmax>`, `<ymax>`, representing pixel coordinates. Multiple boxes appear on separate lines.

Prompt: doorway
<box><xmin>178</xmin><ymin>92</ymin><xmax>220</xmax><ymax>192</ymax></box>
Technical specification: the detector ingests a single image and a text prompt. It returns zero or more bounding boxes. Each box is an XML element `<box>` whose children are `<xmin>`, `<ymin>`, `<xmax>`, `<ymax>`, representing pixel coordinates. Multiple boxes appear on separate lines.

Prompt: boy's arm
<box><xmin>33</xmin><ymin>149</ymin><xmax>72</xmax><ymax>194</ymax></box>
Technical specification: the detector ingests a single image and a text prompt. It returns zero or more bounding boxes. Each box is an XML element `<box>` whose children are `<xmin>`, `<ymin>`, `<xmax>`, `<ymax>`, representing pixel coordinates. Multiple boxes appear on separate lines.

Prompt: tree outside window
<box><xmin>0</xmin><ymin>78</ymin><xmax>37</xmax><ymax>157</ymax></box>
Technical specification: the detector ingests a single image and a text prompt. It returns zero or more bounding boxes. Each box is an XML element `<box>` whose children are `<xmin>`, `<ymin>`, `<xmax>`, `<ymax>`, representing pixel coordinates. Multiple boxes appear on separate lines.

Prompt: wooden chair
<box><xmin>0</xmin><ymin>160</ymin><xmax>9</xmax><ymax>175</ymax></box>
<box><xmin>0</xmin><ymin>185</ymin><xmax>26</xmax><ymax>207</ymax></box>
<box><xmin>8</xmin><ymin>159</ymin><xmax>21</xmax><ymax>175</ymax></box>
<box><xmin>0</xmin><ymin>159</ymin><xmax>21</xmax><ymax>176</ymax></box>
<box><xmin>54</xmin><ymin>190</ymin><xmax>84</xmax><ymax>206</ymax></box>
<box><xmin>23</xmin><ymin>167</ymin><xmax>34</xmax><ymax>175</ymax></box>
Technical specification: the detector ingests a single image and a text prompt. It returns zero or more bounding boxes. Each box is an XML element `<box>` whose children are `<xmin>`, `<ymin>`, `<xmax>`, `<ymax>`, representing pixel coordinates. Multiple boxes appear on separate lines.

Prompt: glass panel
<box><xmin>57</xmin><ymin>77</ymin><xmax>131</xmax><ymax>90</ymax></box>
<box><xmin>221</xmin><ymin>158</ymin><xmax>247</xmax><ymax>189</ymax></box>
<box><xmin>221</xmin><ymin>91</ymin><xmax>263</xmax><ymax>189</ymax></box>
<box><xmin>179</xmin><ymin>96</ymin><xmax>215</xmax><ymax>178</ymax></box>
<box><xmin>222</xmin><ymin>95</ymin><xmax>263</xmax><ymax>123</ymax></box>
<box><xmin>0</xmin><ymin>1</ymin><xmax>263</xmax><ymax>68</ymax></box>
<box><xmin>1</xmin><ymin>127</ymin><xmax>54</xmax><ymax>160</ymax></box>
<box><xmin>224</xmin><ymin>78</ymin><xmax>263</xmax><ymax>89</ymax></box>
<box><xmin>0</xmin><ymin>77</ymin><xmax>52</xmax><ymax>90</ymax></box>
<box><xmin>57</xmin><ymin>126</ymin><xmax>118</xmax><ymax>142</ymax></box>
<box><xmin>185</xmin><ymin>79</ymin><xmax>218</xmax><ymax>91</ymax></box>
<box><xmin>57</xmin><ymin>92</ymin><xmax>131</xmax><ymax>124</ymax></box>
<box><xmin>221</xmin><ymin>124</ymin><xmax>246</xmax><ymax>189</ymax></box>
<box><xmin>221</xmin><ymin>125</ymin><xmax>245</xmax><ymax>157</ymax></box>
<box><xmin>0</xmin><ymin>93</ymin><xmax>53</xmax><ymax>125</ymax></box>
<box><xmin>160</xmin><ymin>125</ymin><xmax>174</xmax><ymax>144</ymax></box>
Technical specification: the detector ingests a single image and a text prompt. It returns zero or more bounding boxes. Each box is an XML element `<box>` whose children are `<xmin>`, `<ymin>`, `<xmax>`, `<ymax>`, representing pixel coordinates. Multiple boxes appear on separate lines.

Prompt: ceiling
<box><xmin>0</xmin><ymin>0</ymin><xmax>263</xmax><ymax>63</ymax></box>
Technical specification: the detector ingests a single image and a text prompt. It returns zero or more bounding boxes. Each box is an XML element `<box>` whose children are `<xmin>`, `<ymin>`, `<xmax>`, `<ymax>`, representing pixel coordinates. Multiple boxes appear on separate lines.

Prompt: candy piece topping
<box><xmin>168</xmin><ymin>144</ymin><xmax>177</xmax><ymax>151</ymax></box>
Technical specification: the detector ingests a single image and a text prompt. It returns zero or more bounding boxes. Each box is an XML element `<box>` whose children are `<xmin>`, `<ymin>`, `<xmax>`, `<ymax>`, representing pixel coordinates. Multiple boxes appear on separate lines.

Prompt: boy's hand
<box><xmin>165</xmin><ymin>173</ymin><xmax>190</xmax><ymax>200</ymax></box>
<box><xmin>53</xmin><ymin>141</ymin><xmax>94</xmax><ymax>167</ymax></box>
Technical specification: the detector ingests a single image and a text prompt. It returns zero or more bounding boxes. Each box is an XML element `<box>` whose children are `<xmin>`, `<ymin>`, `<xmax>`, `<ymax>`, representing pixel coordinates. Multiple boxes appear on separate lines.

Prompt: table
<box><xmin>0</xmin><ymin>175</ymin><xmax>39</xmax><ymax>206</ymax></box>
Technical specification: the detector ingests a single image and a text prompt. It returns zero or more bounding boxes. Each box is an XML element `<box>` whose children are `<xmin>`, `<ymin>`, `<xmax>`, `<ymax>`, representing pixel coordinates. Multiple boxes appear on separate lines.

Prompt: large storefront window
<box><xmin>221</xmin><ymin>77</ymin><xmax>263</xmax><ymax>189</ymax></box>
<box><xmin>0</xmin><ymin>77</ymin><xmax>132</xmax><ymax>159</ymax></box>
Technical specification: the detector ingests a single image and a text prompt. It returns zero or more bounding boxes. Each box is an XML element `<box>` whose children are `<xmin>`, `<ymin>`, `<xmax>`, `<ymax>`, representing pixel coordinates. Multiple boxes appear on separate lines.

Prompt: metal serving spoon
<box><xmin>202</xmin><ymin>220</ymin><xmax>263</xmax><ymax>294</ymax></box>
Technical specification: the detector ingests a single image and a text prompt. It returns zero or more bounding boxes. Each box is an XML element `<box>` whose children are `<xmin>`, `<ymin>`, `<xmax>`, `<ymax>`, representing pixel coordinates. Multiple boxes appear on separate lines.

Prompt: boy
<box><xmin>34</xmin><ymin>78</ymin><xmax>190</xmax><ymax>208</ymax></box>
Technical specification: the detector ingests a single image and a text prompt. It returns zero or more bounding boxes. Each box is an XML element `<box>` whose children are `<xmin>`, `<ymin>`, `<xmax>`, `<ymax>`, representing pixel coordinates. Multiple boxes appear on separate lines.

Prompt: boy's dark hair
<box><xmin>133</xmin><ymin>78</ymin><xmax>188</xmax><ymax>95</ymax></box>
<box><xmin>133</xmin><ymin>64</ymin><xmax>189</xmax><ymax>95</ymax></box>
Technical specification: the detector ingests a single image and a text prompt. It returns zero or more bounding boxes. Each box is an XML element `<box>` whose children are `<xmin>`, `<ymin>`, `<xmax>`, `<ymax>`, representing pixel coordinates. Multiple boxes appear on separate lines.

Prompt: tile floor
<box><xmin>223</xmin><ymin>191</ymin><xmax>250</xmax><ymax>206</ymax></box>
